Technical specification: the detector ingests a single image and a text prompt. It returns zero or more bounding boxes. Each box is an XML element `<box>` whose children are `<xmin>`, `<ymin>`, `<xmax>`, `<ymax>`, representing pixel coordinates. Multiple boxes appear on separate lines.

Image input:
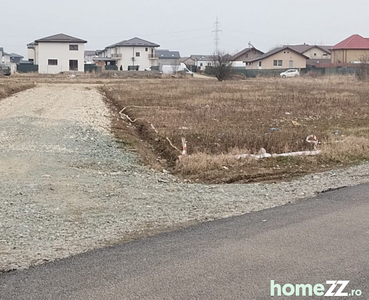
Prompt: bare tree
<box><xmin>356</xmin><ymin>53</ymin><xmax>369</xmax><ymax>81</ymax></box>
<box><xmin>209</xmin><ymin>51</ymin><xmax>233</xmax><ymax>81</ymax></box>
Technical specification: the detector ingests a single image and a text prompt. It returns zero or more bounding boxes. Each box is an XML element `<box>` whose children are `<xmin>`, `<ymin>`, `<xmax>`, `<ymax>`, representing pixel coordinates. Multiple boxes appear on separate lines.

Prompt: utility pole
<box><xmin>213</xmin><ymin>16</ymin><xmax>221</xmax><ymax>53</ymax></box>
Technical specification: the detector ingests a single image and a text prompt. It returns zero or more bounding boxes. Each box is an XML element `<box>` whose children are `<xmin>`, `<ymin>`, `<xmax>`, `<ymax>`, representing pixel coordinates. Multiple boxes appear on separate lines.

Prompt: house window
<box><xmin>258</xmin><ymin>61</ymin><xmax>262</xmax><ymax>67</ymax></box>
<box><xmin>136</xmin><ymin>52</ymin><xmax>140</xmax><ymax>57</ymax></box>
<box><xmin>207</xmin><ymin>62</ymin><xmax>211</xmax><ymax>66</ymax></box>
<box><xmin>314</xmin><ymin>53</ymin><xmax>317</xmax><ymax>56</ymax></box>
<box><xmin>69</xmin><ymin>45</ymin><xmax>78</xmax><ymax>51</ymax></box>
<box><xmin>200</xmin><ymin>63</ymin><xmax>203</xmax><ymax>66</ymax></box>
<box><xmin>48</xmin><ymin>59</ymin><xmax>58</xmax><ymax>65</ymax></box>
<box><xmin>69</xmin><ymin>60</ymin><xmax>78</xmax><ymax>71</ymax></box>
<box><xmin>145</xmin><ymin>48</ymin><xmax>148</xmax><ymax>52</ymax></box>
<box><xmin>273</xmin><ymin>60</ymin><xmax>282</xmax><ymax>66</ymax></box>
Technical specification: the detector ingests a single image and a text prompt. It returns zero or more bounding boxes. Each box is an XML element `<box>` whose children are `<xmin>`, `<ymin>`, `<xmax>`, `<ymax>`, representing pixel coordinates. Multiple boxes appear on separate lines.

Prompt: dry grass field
<box><xmin>0</xmin><ymin>78</ymin><xmax>35</xmax><ymax>99</ymax></box>
<box><xmin>102</xmin><ymin>76</ymin><xmax>369</xmax><ymax>183</ymax></box>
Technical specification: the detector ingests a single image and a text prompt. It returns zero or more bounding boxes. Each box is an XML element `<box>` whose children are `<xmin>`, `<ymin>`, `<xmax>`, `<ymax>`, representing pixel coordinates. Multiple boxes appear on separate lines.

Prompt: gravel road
<box><xmin>1</xmin><ymin>83</ymin><xmax>369</xmax><ymax>273</ymax></box>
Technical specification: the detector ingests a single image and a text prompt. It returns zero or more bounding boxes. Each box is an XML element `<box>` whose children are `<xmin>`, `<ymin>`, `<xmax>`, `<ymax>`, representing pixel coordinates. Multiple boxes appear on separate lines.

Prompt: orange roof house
<box><xmin>331</xmin><ymin>34</ymin><xmax>369</xmax><ymax>63</ymax></box>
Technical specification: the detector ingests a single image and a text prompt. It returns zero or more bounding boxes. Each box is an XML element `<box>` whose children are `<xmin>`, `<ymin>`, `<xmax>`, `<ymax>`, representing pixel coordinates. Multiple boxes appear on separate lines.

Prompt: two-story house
<box><xmin>98</xmin><ymin>37</ymin><xmax>160</xmax><ymax>71</ymax></box>
<box><xmin>29</xmin><ymin>33</ymin><xmax>87</xmax><ymax>74</ymax></box>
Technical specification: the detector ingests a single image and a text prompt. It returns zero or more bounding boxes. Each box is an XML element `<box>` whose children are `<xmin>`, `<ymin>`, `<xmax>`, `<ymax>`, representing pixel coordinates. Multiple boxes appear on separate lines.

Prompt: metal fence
<box><xmin>17</xmin><ymin>64</ymin><xmax>38</xmax><ymax>73</ymax></box>
<box><xmin>84</xmin><ymin>64</ymin><xmax>98</xmax><ymax>73</ymax></box>
<box><xmin>305</xmin><ymin>66</ymin><xmax>358</xmax><ymax>76</ymax></box>
<box><xmin>205</xmin><ymin>66</ymin><xmax>361</xmax><ymax>78</ymax></box>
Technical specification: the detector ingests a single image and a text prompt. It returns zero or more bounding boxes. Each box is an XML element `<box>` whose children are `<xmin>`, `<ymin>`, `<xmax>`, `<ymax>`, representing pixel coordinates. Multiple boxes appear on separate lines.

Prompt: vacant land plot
<box><xmin>103</xmin><ymin>77</ymin><xmax>369</xmax><ymax>183</ymax></box>
<box><xmin>0</xmin><ymin>79</ymin><xmax>35</xmax><ymax>99</ymax></box>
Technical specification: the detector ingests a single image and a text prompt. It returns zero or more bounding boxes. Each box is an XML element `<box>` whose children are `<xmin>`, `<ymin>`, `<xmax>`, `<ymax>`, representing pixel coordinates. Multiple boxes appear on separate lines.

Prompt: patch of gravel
<box><xmin>1</xmin><ymin>83</ymin><xmax>369</xmax><ymax>273</ymax></box>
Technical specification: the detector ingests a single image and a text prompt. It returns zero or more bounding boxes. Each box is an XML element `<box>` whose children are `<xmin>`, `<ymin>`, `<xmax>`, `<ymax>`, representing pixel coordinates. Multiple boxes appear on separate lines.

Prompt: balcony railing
<box><xmin>148</xmin><ymin>54</ymin><xmax>159</xmax><ymax>59</ymax></box>
<box><xmin>111</xmin><ymin>53</ymin><xmax>122</xmax><ymax>58</ymax></box>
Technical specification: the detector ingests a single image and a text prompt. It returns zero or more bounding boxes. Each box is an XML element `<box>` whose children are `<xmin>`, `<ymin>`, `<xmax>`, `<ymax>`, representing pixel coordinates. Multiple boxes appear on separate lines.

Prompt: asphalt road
<box><xmin>1</xmin><ymin>183</ymin><xmax>368</xmax><ymax>300</ymax></box>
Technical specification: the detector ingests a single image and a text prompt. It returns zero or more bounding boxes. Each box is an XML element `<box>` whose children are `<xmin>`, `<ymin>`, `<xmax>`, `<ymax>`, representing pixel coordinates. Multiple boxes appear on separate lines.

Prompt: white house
<box><xmin>27</xmin><ymin>42</ymin><xmax>37</xmax><ymax>63</ymax></box>
<box><xmin>31</xmin><ymin>33</ymin><xmax>87</xmax><ymax>74</ymax></box>
<box><xmin>1</xmin><ymin>50</ymin><xmax>10</xmax><ymax>64</ymax></box>
<box><xmin>97</xmin><ymin>37</ymin><xmax>160</xmax><ymax>71</ymax></box>
<box><xmin>190</xmin><ymin>55</ymin><xmax>213</xmax><ymax>71</ymax></box>
<box><xmin>84</xmin><ymin>50</ymin><xmax>98</xmax><ymax>64</ymax></box>
<box><xmin>0</xmin><ymin>48</ymin><xmax>17</xmax><ymax>74</ymax></box>
<box><xmin>157</xmin><ymin>49</ymin><xmax>180</xmax><ymax>71</ymax></box>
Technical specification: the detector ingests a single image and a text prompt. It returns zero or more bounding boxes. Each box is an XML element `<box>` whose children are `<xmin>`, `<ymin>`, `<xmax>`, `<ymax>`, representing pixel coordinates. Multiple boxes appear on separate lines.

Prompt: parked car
<box><xmin>0</xmin><ymin>65</ymin><xmax>11</xmax><ymax>76</ymax></box>
<box><xmin>280</xmin><ymin>69</ymin><xmax>299</xmax><ymax>78</ymax></box>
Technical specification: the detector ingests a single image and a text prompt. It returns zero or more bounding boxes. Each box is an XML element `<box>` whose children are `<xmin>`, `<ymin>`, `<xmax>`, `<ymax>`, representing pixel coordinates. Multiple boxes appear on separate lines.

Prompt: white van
<box><xmin>162</xmin><ymin>63</ymin><xmax>193</xmax><ymax>75</ymax></box>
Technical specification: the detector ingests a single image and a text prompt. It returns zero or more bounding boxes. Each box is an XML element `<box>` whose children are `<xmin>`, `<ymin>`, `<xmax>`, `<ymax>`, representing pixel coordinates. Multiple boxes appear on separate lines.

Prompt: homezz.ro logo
<box><xmin>270</xmin><ymin>280</ymin><xmax>362</xmax><ymax>297</ymax></box>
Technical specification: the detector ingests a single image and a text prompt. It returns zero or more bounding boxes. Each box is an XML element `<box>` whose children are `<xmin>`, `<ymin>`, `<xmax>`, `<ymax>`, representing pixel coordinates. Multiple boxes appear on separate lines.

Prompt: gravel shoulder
<box><xmin>1</xmin><ymin>83</ymin><xmax>369</xmax><ymax>273</ymax></box>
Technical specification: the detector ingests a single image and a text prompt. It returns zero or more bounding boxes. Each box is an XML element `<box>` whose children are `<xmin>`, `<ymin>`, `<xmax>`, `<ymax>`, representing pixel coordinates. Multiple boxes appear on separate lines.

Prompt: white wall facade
<box><xmin>195</xmin><ymin>59</ymin><xmax>213</xmax><ymax>71</ymax></box>
<box><xmin>37</xmin><ymin>42</ymin><xmax>85</xmax><ymax>74</ymax></box>
<box><xmin>28</xmin><ymin>48</ymin><xmax>35</xmax><ymax>62</ymax></box>
<box><xmin>1</xmin><ymin>53</ymin><xmax>10</xmax><ymax>64</ymax></box>
<box><xmin>10</xmin><ymin>63</ymin><xmax>17</xmax><ymax>74</ymax></box>
<box><xmin>115</xmin><ymin>46</ymin><xmax>158</xmax><ymax>70</ymax></box>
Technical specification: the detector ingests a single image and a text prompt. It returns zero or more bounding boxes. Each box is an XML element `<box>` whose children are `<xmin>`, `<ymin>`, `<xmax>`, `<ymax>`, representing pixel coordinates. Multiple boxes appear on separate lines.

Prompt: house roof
<box><xmin>190</xmin><ymin>55</ymin><xmax>212</xmax><ymax>60</ymax></box>
<box><xmin>107</xmin><ymin>37</ymin><xmax>159</xmax><ymax>48</ymax></box>
<box><xmin>333</xmin><ymin>34</ymin><xmax>369</xmax><ymax>50</ymax></box>
<box><xmin>10</xmin><ymin>53</ymin><xmax>24</xmax><ymax>58</ymax></box>
<box><xmin>35</xmin><ymin>33</ymin><xmax>87</xmax><ymax>44</ymax></box>
<box><xmin>246</xmin><ymin>46</ymin><xmax>309</xmax><ymax>62</ymax></box>
<box><xmin>287</xmin><ymin>44</ymin><xmax>332</xmax><ymax>54</ymax></box>
<box><xmin>180</xmin><ymin>57</ymin><xmax>195</xmax><ymax>63</ymax></box>
<box><xmin>84</xmin><ymin>50</ymin><xmax>97</xmax><ymax>56</ymax></box>
<box><xmin>230</xmin><ymin>47</ymin><xmax>264</xmax><ymax>61</ymax></box>
<box><xmin>318</xmin><ymin>45</ymin><xmax>332</xmax><ymax>53</ymax></box>
<box><xmin>156</xmin><ymin>49</ymin><xmax>180</xmax><ymax>59</ymax></box>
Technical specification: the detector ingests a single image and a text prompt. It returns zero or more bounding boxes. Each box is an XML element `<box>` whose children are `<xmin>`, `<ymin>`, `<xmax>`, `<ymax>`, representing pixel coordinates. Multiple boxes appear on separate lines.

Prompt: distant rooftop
<box><xmin>157</xmin><ymin>49</ymin><xmax>180</xmax><ymax>59</ymax></box>
<box><xmin>246</xmin><ymin>46</ymin><xmax>309</xmax><ymax>62</ymax></box>
<box><xmin>84</xmin><ymin>50</ymin><xmax>97</xmax><ymax>56</ymax></box>
<box><xmin>190</xmin><ymin>55</ymin><xmax>212</xmax><ymax>60</ymax></box>
<box><xmin>230</xmin><ymin>46</ymin><xmax>264</xmax><ymax>61</ymax></box>
<box><xmin>107</xmin><ymin>37</ymin><xmax>159</xmax><ymax>48</ymax></box>
<box><xmin>35</xmin><ymin>33</ymin><xmax>87</xmax><ymax>44</ymax></box>
<box><xmin>287</xmin><ymin>44</ymin><xmax>332</xmax><ymax>54</ymax></box>
<box><xmin>27</xmin><ymin>42</ymin><xmax>37</xmax><ymax>48</ymax></box>
<box><xmin>10</xmin><ymin>53</ymin><xmax>24</xmax><ymax>58</ymax></box>
<box><xmin>333</xmin><ymin>34</ymin><xmax>369</xmax><ymax>50</ymax></box>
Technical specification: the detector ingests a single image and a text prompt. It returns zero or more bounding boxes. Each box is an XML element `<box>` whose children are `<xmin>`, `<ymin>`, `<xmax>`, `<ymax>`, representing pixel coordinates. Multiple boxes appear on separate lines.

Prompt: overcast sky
<box><xmin>2</xmin><ymin>0</ymin><xmax>369</xmax><ymax>58</ymax></box>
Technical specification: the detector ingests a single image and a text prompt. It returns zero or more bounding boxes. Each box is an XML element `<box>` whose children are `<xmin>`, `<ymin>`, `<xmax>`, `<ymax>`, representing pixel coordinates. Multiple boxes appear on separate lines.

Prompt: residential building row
<box><xmin>2</xmin><ymin>33</ymin><xmax>369</xmax><ymax>74</ymax></box>
<box><xmin>228</xmin><ymin>34</ymin><xmax>369</xmax><ymax>71</ymax></box>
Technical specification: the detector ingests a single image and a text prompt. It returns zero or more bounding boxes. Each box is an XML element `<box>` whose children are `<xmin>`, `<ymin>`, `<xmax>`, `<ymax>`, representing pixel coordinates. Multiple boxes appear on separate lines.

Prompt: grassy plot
<box><xmin>0</xmin><ymin>79</ymin><xmax>35</xmax><ymax>100</ymax></box>
<box><xmin>102</xmin><ymin>76</ymin><xmax>369</xmax><ymax>183</ymax></box>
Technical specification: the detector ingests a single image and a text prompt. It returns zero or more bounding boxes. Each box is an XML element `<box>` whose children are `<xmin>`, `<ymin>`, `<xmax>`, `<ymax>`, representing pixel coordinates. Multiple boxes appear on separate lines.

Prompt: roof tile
<box><xmin>333</xmin><ymin>34</ymin><xmax>369</xmax><ymax>50</ymax></box>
